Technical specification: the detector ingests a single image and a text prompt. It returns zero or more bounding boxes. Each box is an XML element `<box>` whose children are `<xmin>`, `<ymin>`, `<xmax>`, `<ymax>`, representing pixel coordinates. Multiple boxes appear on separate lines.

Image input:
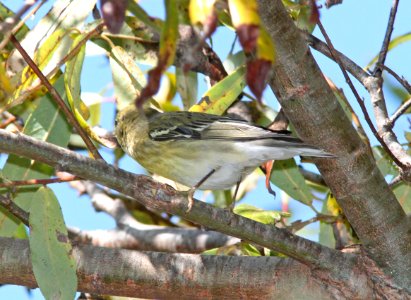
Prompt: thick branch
<box><xmin>1</xmin><ymin>237</ymin><xmax>407</xmax><ymax>299</ymax></box>
<box><xmin>70</xmin><ymin>227</ymin><xmax>239</xmax><ymax>253</ymax></box>
<box><xmin>258</xmin><ymin>0</ymin><xmax>411</xmax><ymax>288</ymax></box>
<box><xmin>0</xmin><ymin>130</ymin><xmax>351</xmax><ymax>276</ymax></box>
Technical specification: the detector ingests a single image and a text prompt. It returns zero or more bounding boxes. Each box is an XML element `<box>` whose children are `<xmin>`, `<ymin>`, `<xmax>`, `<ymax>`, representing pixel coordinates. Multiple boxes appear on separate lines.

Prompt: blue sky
<box><xmin>1</xmin><ymin>0</ymin><xmax>411</xmax><ymax>298</ymax></box>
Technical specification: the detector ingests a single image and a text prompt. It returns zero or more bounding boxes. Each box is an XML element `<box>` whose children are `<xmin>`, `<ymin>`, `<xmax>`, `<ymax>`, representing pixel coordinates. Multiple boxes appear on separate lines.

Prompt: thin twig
<box><xmin>101</xmin><ymin>32</ymin><xmax>158</xmax><ymax>44</ymax></box>
<box><xmin>304</xmin><ymin>32</ymin><xmax>369</xmax><ymax>83</ymax></box>
<box><xmin>388</xmin><ymin>97</ymin><xmax>411</xmax><ymax>127</ymax></box>
<box><xmin>9</xmin><ymin>34</ymin><xmax>104</xmax><ymax>160</ymax></box>
<box><xmin>317</xmin><ymin>20</ymin><xmax>405</xmax><ymax>168</ymax></box>
<box><xmin>0</xmin><ymin>175</ymin><xmax>80</xmax><ymax>188</ymax></box>
<box><xmin>0</xmin><ymin>0</ymin><xmax>39</xmax><ymax>33</ymax></box>
<box><xmin>0</xmin><ymin>0</ymin><xmax>46</xmax><ymax>51</ymax></box>
<box><xmin>288</xmin><ymin>214</ymin><xmax>339</xmax><ymax>233</ymax></box>
<box><xmin>383</xmin><ymin>65</ymin><xmax>411</xmax><ymax>94</ymax></box>
<box><xmin>0</xmin><ymin>194</ymin><xmax>29</xmax><ymax>226</ymax></box>
<box><xmin>374</xmin><ymin>0</ymin><xmax>400</xmax><ymax>76</ymax></box>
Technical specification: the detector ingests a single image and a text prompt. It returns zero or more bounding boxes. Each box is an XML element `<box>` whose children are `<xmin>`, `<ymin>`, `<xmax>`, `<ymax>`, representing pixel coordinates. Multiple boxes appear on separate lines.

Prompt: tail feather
<box><xmin>298</xmin><ymin>147</ymin><xmax>335</xmax><ymax>158</ymax></box>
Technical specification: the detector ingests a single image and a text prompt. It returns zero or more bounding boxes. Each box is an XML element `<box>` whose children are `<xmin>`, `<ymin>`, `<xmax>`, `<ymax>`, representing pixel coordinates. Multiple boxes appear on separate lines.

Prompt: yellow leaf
<box><xmin>189</xmin><ymin>66</ymin><xmax>245</xmax><ymax>115</ymax></box>
<box><xmin>189</xmin><ymin>0</ymin><xmax>216</xmax><ymax>26</ymax></box>
<box><xmin>256</xmin><ymin>26</ymin><xmax>275</xmax><ymax>62</ymax></box>
<box><xmin>228</xmin><ymin>0</ymin><xmax>260</xmax><ymax>27</ymax></box>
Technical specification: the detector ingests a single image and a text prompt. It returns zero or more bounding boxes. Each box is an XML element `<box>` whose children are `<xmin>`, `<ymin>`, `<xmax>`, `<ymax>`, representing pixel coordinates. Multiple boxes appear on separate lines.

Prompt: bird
<box><xmin>115</xmin><ymin>104</ymin><xmax>333</xmax><ymax>212</ymax></box>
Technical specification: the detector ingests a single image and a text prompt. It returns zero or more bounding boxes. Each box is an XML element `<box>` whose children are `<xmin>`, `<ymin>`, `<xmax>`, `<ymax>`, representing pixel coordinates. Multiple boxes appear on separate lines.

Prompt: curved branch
<box><xmin>0</xmin><ymin>129</ymin><xmax>351</xmax><ymax>274</ymax></box>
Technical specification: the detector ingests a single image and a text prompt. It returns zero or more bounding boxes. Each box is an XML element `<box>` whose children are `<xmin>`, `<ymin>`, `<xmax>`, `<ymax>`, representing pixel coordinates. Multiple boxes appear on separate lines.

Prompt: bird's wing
<box><xmin>148</xmin><ymin>111</ymin><xmax>303</xmax><ymax>144</ymax></box>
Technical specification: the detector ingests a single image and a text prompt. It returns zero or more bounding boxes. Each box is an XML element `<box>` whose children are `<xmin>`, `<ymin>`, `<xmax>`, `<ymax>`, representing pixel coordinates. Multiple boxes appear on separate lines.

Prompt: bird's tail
<box><xmin>298</xmin><ymin>146</ymin><xmax>335</xmax><ymax>158</ymax></box>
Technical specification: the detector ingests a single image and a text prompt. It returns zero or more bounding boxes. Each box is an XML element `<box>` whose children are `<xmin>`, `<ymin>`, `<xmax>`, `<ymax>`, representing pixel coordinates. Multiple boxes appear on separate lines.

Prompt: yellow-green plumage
<box><xmin>115</xmin><ymin>105</ymin><xmax>333</xmax><ymax>190</ymax></box>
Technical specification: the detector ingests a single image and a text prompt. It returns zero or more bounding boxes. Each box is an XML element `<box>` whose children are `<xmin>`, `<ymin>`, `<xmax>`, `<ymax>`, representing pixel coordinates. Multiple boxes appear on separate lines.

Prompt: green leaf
<box><xmin>319</xmin><ymin>193</ymin><xmax>336</xmax><ymax>248</ymax></box>
<box><xmin>393</xmin><ymin>183</ymin><xmax>411</xmax><ymax>214</ymax></box>
<box><xmin>223</xmin><ymin>51</ymin><xmax>246</xmax><ymax>74</ymax></box>
<box><xmin>212</xmin><ymin>190</ymin><xmax>232</xmax><ymax>208</ymax></box>
<box><xmin>283</xmin><ymin>0</ymin><xmax>316</xmax><ymax>33</ymax></box>
<box><xmin>270</xmin><ymin>158</ymin><xmax>314</xmax><ymax>206</ymax></box>
<box><xmin>65</xmin><ymin>34</ymin><xmax>89</xmax><ymax>120</ymax></box>
<box><xmin>64</xmin><ymin>32</ymin><xmax>113</xmax><ymax>147</ymax></box>
<box><xmin>233</xmin><ymin>203</ymin><xmax>290</xmax><ymax>225</ymax></box>
<box><xmin>110</xmin><ymin>46</ymin><xmax>146</xmax><ymax>109</ymax></box>
<box><xmin>366</xmin><ymin>32</ymin><xmax>411</xmax><ymax>69</ymax></box>
<box><xmin>93</xmin><ymin>16</ymin><xmax>160</xmax><ymax>66</ymax></box>
<box><xmin>202</xmin><ymin>247</ymin><xmax>219</xmax><ymax>255</ymax></box>
<box><xmin>189</xmin><ymin>65</ymin><xmax>246</xmax><ymax>115</ymax></box>
<box><xmin>127</xmin><ymin>0</ymin><xmax>162</xmax><ymax>32</ymax></box>
<box><xmin>29</xmin><ymin>187</ymin><xmax>77</xmax><ymax>300</ymax></box>
<box><xmin>7</xmin><ymin>0</ymin><xmax>97</xmax><ymax>75</ymax></box>
<box><xmin>0</xmin><ymin>77</ymin><xmax>71</xmax><ymax>237</ymax></box>
<box><xmin>373</xmin><ymin>146</ymin><xmax>398</xmax><ymax>176</ymax></box>
<box><xmin>239</xmin><ymin>242</ymin><xmax>262</xmax><ymax>256</ymax></box>
<box><xmin>159</xmin><ymin>0</ymin><xmax>179</xmax><ymax>67</ymax></box>
<box><xmin>8</xmin><ymin>28</ymin><xmax>69</xmax><ymax>108</ymax></box>
<box><xmin>176</xmin><ymin>68</ymin><xmax>198</xmax><ymax>110</ymax></box>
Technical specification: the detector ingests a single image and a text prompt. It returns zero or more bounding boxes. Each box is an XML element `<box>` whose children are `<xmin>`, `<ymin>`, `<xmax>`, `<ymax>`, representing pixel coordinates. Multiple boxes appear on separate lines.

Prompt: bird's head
<box><xmin>115</xmin><ymin>101</ymin><xmax>161</xmax><ymax>147</ymax></box>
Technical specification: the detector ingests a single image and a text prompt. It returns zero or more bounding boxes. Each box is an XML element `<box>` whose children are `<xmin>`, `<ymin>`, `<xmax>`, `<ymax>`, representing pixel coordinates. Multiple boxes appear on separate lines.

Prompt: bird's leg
<box><xmin>263</xmin><ymin>160</ymin><xmax>276</xmax><ymax>198</ymax></box>
<box><xmin>187</xmin><ymin>169</ymin><xmax>216</xmax><ymax>212</ymax></box>
<box><xmin>229</xmin><ymin>179</ymin><xmax>242</xmax><ymax>212</ymax></box>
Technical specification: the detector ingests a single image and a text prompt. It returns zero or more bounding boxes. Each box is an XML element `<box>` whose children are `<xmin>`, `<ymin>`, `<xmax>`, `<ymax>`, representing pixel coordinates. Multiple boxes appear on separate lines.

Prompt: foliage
<box><xmin>0</xmin><ymin>0</ymin><xmax>410</xmax><ymax>298</ymax></box>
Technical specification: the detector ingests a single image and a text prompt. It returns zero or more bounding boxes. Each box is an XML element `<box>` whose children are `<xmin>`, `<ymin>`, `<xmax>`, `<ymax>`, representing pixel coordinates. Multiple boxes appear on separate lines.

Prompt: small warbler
<box><xmin>115</xmin><ymin>104</ymin><xmax>333</xmax><ymax>211</ymax></box>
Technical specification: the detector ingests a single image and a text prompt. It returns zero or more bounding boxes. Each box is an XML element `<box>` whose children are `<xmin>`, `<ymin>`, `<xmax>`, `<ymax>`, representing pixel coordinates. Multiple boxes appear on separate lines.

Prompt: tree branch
<box><xmin>0</xmin><ymin>194</ymin><xmax>29</xmax><ymax>226</ymax></box>
<box><xmin>374</xmin><ymin>0</ymin><xmax>400</xmax><ymax>76</ymax></box>
<box><xmin>316</xmin><ymin>21</ymin><xmax>404</xmax><ymax>168</ymax></box>
<box><xmin>0</xmin><ymin>129</ymin><xmax>351</xmax><ymax>275</ymax></box>
<box><xmin>258</xmin><ymin>0</ymin><xmax>411</xmax><ymax>288</ymax></box>
<box><xmin>70</xmin><ymin>227</ymin><xmax>239</xmax><ymax>254</ymax></box>
<box><xmin>382</xmin><ymin>65</ymin><xmax>411</xmax><ymax>94</ymax></box>
<box><xmin>1</xmin><ymin>237</ymin><xmax>407</xmax><ymax>298</ymax></box>
<box><xmin>0</xmin><ymin>175</ymin><xmax>79</xmax><ymax>188</ymax></box>
<box><xmin>72</xmin><ymin>181</ymin><xmax>239</xmax><ymax>253</ymax></box>
<box><xmin>306</xmin><ymin>29</ymin><xmax>411</xmax><ymax>168</ymax></box>
<box><xmin>304</xmin><ymin>32</ymin><xmax>369</xmax><ymax>84</ymax></box>
<box><xmin>388</xmin><ymin>97</ymin><xmax>411</xmax><ymax>127</ymax></box>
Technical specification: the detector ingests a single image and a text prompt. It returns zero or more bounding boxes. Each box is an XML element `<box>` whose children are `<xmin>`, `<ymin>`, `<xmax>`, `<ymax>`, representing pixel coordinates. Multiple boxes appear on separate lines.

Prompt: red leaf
<box><xmin>100</xmin><ymin>0</ymin><xmax>127</xmax><ymax>34</ymax></box>
<box><xmin>309</xmin><ymin>0</ymin><xmax>320</xmax><ymax>24</ymax></box>
<box><xmin>203</xmin><ymin>11</ymin><xmax>218</xmax><ymax>40</ymax></box>
<box><xmin>246</xmin><ymin>59</ymin><xmax>271</xmax><ymax>101</ymax></box>
<box><xmin>237</xmin><ymin>24</ymin><xmax>259</xmax><ymax>53</ymax></box>
<box><xmin>135</xmin><ymin>65</ymin><xmax>162</xmax><ymax>107</ymax></box>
